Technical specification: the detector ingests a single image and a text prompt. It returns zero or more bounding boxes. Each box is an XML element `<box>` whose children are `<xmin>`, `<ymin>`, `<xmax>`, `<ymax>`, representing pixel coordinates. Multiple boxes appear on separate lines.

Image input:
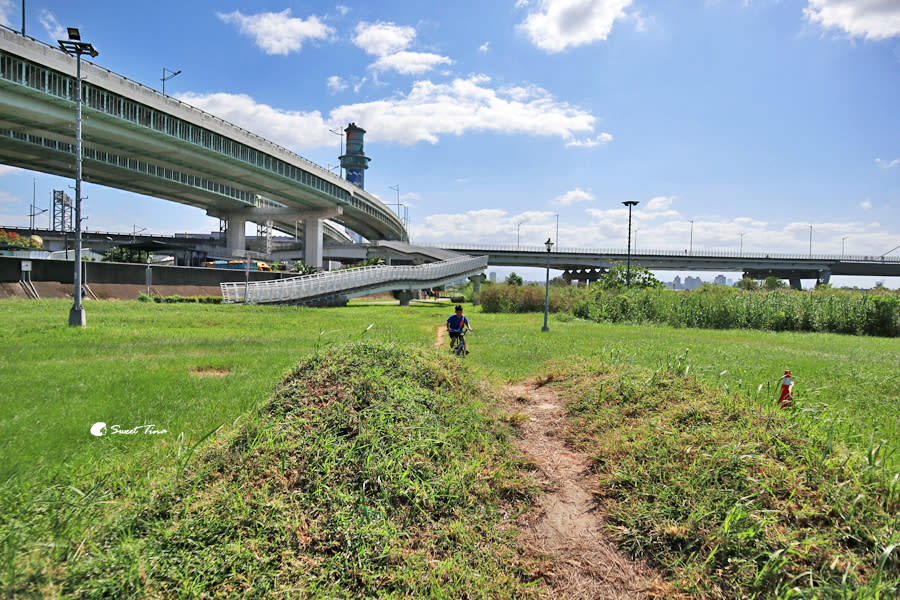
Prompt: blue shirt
<box><xmin>446</xmin><ymin>314</ymin><xmax>469</xmax><ymax>333</ymax></box>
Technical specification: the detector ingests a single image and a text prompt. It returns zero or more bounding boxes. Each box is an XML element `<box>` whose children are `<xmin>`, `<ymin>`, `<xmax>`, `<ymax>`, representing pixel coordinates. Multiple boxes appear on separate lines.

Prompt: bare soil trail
<box><xmin>506</xmin><ymin>381</ymin><xmax>663</xmax><ymax>599</ymax></box>
<box><xmin>434</xmin><ymin>324</ymin><xmax>447</xmax><ymax>349</ymax></box>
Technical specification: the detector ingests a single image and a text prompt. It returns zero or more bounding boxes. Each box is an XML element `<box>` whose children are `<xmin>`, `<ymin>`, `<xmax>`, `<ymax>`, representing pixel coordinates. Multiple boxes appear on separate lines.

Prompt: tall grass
<box><xmin>480</xmin><ymin>284</ymin><xmax>900</xmax><ymax>337</ymax></box>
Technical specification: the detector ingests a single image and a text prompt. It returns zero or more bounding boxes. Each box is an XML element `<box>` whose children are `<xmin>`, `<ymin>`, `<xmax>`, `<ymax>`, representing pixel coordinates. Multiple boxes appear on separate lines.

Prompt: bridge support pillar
<box><xmin>225</xmin><ymin>217</ymin><xmax>246</xmax><ymax>253</ymax></box>
<box><xmin>789</xmin><ymin>276</ymin><xmax>802</xmax><ymax>291</ymax></box>
<box><xmin>468</xmin><ymin>273</ymin><xmax>485</xmax><ymax>306</ymax></box>
<box><xmin>303</xmin><ymin>217</ymin><xmax>324</xmax><ymax>269</ymax></box>
<box><xmin>396</xmin><ymin>290</ymin><xmax>414</xmax><ymax>306</ymax></box>
<box><xmin>817</xmin><ymin>270</ymin><xmax>831</xmax><ymax>287</ymax></box>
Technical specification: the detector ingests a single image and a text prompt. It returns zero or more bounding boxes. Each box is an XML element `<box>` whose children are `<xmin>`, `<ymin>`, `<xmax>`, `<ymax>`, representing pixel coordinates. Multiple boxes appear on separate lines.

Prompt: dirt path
<box><xmin>434</xmin><ymin>325</ymin><xmax>446</xmax><ymax>349</ymax></box>
<box><xmin>507</xmin><ymin>381</ymin><xmax>661</xmax><ymax>599</ymax></box>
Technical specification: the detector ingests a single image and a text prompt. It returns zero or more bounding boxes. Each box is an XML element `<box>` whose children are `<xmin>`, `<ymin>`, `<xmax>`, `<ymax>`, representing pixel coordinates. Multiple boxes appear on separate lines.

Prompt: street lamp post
<box><xmin>542</xmin><ymin>237</ymin><xmax>553</xmax><ymax>332</ymax></box>
<box><xmin>329</xmin><ymin>127</ymin><xmax>344</xmax><ymax>178</ymax></box>
<box><xmin>808</xmin><ymin>225</ymin><xmax>813</xmax><ymax>257</ymax></box>
<box><xmin>161</xmin><ymin>67</ymin><xmax>181</xmax><ymax>95</ymax></box>
<box><xmin>58</xmin><ymin>28</ymin><xmax>98</xmax><ymax>327</ymax></box>
<box><xmin>29</xmin><ymin>178</ymin><xmax>47</xmax><ymax>234</ymax></box>
<box><xmin>517</xmin><ymin>221</ymin><xmax>522</xmax><ymax>250</ymax></box>
<box><xmin>689</xmin><ymin>219</ymin><xmax>694</xmax><ymax>254</ymax></box>
<box><xmin>841</xmin><ymin>236</ymin><xmax>848</xmax><ymax>259</ymax></box>
<box><xmin>555</xmin><ymin>212</ymin><xmax>559</xmax><ymax>248</ymax></box>
<box><xmin>739</xmin><ymin>232</ymin><xmax>746</xmax><ymax>256</ymax></box>
<box><xmin>622</xmin><ymin>201</ymin><xmax>638</xmax><ymax>288</ymax></box>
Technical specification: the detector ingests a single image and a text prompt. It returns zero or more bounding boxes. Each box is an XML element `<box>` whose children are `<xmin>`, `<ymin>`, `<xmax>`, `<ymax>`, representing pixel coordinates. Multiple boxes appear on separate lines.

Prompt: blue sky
<box><xmin>1</xmin><ymin>0</ymin><xmax>898</xmax><ymax>286</ymax></box>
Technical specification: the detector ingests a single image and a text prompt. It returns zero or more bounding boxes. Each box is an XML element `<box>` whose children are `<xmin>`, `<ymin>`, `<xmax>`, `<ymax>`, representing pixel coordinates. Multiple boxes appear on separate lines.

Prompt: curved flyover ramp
<box><xmin>221</xmin><ymin>255</ymin><xmax>488</xmax><ymax>305</ymax></box>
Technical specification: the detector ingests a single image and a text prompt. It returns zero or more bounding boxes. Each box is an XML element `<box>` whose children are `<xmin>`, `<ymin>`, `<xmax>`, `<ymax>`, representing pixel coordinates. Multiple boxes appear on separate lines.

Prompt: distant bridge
<box><xmin>426</xmin><ymin>243</ymin><xmax>900</xmax><ymax>288</ymax></box>
<box><xmin>0</xmin><ymin>27</ymin><xmax>405</xmax><ymax>268</ymax></box>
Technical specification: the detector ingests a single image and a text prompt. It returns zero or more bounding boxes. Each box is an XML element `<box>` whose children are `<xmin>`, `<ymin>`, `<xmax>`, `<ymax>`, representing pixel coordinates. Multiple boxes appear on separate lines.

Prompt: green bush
<box><xmin>481</xmin><ymin>283</ymin><xmax>583</xmax><ymax>314</ymax></box>
<box><xmin>136</xmin><ymin>294</ymin><xmax>222</xmax><ymax>304</ymax></box>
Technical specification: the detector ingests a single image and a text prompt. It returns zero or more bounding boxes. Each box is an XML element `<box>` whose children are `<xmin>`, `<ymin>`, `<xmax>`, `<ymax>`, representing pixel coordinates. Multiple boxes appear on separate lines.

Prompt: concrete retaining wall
<box><xmin>1</xmin><ymin>256</ymin><xmax>287</xmax><ymax>287</ymax></box>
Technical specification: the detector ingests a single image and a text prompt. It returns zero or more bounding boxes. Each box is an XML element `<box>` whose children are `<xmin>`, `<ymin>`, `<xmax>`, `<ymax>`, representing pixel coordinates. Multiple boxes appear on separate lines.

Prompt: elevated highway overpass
<box><xmin>0</xmin><ymin>27</ymin><xmax>405</xmax><ymax>267</ymax></box>
<box><xmin>425</xmin><ymin>243</ymin><xmax>900</xmax><ymax>289</ymax></box>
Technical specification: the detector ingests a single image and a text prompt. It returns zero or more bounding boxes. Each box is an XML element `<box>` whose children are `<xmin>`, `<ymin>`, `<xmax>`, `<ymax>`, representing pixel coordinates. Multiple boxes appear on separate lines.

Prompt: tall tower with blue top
<box><xmin>339</xmin><ymin>123</ymin><xmax>370</xmax><ymax>189</ymax></box>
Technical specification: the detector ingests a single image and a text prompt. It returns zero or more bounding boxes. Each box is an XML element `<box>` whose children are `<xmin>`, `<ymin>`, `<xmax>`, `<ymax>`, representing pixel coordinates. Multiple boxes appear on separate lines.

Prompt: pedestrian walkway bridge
<box><xmin>221</xmin><ymin>255</ymin><xmax>488</xmax><ymax>305</ymax></box>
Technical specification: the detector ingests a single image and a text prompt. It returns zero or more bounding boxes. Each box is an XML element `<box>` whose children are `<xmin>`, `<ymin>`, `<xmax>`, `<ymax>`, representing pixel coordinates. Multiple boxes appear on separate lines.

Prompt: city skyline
<box><xmin>0</xmin><ymin>0</ymin><xmax>898</xmax><ymax>288</ymax></box>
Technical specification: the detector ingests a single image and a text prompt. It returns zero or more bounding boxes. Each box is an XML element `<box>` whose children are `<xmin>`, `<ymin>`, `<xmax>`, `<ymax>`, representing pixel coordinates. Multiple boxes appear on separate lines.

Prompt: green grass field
<box><xmin>1</xmin><ymin>299</ymin><xmax>897</xmax><ymax>597</ymax></box>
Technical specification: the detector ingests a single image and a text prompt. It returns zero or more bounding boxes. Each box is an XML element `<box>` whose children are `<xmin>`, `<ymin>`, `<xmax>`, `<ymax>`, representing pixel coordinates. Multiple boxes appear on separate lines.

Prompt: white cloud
<box><xmin>327</xmin><ymin>76</ymin><xmax>348</xmax><ymax>93</ymax></box>
<box><xmin>370</xmin><ymin>51</ymin><xmax>453</xmax><ymax>75</ymax></box>
<box><xmin>180</xmin><ymin>74</ymin><xmax>599</xmax><ymax>150</ymax></box>
<box><xmin>479</xmin><ymin>42</ymin><xmax>491</xmax><ymax>52</ymax></box>
<box><xmin>646</xmin><ymin>195</ymin><xmax>674</xmax><ymax>211</ymax></box>
<box><xmin>0</xmin><ymin>0</ymin><xmax>14</xmax><ymax>28</ymax></box>
<box><xmin>413</xmin><ymin>208</ymin><xmax>558</xmax><ymax>245</ymax></box>
<box><xmin>331</xmin><ymin>75</ymin><xmax>596</xmax><ymax>145</ymax></box>
<box><xmin>861</xmin><ymin>199</ymin><xmax>872</xmax><ymax>210</ymax></box>
<box><xmin>565</xmin><ymin>132</ymin><xmax>613</xmax><ymax>147</ymax></box>
<box><xmin>353</xmin><ymin>21</ymin><xmax>416</xmax><ymax>56</ymax></box>
<box><xmin>519</xmin><ymin>0</ymin><xmax>634</xmax><ymax>53</ymax></box>
<box><xmin>0</xmin><ymin>190</ymin><xmax>19</xmax><ymax>204</ymax></box>
<box><xmin>353</xmin><ymin>22</ymin><xmax>451</xmax><ymax>75</ymax></box>
<box><xmin>39</xmin><ymin>9</ymin><xmax>66</xmax><ymax>41</ymax></box>
<box><xmin>217</xmin><ymin>9</ymin><xmax>333</xmax><ymax>55</ymax></box>
<box><xmin>553</xmin><ymin>188</ymin><xmax>595</xmax><ymax>205</ymax></box>
<box><xmin>876</xmin><ymin>157</ymin><xmax>900</xmax><ymax>168</ymax></box>
<box><xmin>177</xmin><ymin>92</ymin><xmax>334</xmax><ymax>151</ymax></box>
<box><xmin>805</xmin><ymin>0</ymin><xmax>900</xmax><ymax>41</ymax></box>
<box><xmin>0</xmin><ymin>165</ymin><xmax>23</xmax><ymax>176</ymax></box>
<box><xmin>336</xmin><ymin>5</ymin><xmax>350</xmax><ymax>17</ymax></box>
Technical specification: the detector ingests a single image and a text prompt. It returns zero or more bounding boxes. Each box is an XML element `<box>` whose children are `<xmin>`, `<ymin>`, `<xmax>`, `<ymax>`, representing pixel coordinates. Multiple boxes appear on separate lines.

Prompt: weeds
<box><xmin>60</xmin><ymin>342</ymin><xmax>544</xmax><ymax>598</ymax></box>
<box><xmin>554</xmin><ymin>362</ymin><xmax>900</xmax><ymax>599</ymax></box>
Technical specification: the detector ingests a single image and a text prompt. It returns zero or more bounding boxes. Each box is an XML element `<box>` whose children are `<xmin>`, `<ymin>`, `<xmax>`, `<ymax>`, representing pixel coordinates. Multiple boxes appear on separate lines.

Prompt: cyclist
<box><xmin>446</xmin><ymin>304</ymin><xmax>472</xmax><ymax>354</ymax></box>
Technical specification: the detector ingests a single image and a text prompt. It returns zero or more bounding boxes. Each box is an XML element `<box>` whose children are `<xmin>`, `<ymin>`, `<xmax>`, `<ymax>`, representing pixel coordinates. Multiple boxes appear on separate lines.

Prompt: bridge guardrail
<box><xmin>221</xmin><ymin>255</ymin><xmax>488</xmax><ymax>304</ymax></box>
<box><xmin>426</xmin><ymin>243</ymin><xmax>900</xmax><ymax>263</ymax></box>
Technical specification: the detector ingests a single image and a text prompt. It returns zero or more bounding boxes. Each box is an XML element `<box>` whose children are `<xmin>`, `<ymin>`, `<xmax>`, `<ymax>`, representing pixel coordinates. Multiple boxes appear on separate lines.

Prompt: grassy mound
<box><xmin>63</xmin><ymin>342</ymin><xmax>543</xmax><ymax>599</ymax></box>
<box><xmin>551</xmin><ymin>362</ymin><xmax>899</xmax><ymax>599</ymax></box>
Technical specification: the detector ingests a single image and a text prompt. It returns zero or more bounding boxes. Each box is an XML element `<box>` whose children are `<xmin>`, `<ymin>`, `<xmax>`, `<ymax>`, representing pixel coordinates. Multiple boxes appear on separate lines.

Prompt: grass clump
<box><xmin>61</xmin><ymin>342</ymin><xmax>543</xmax><ymax>599</ymax></box>
<box><xmin>552</xmin><ymin>363</ymin><xmax>899</xmax><ymax>599</ymax></box>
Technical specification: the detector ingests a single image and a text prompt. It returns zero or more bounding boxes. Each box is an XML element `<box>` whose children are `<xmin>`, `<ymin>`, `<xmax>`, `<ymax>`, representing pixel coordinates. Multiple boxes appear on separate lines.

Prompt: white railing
<box><xmin>221</xmin><ymin>255</ymin><xmax>488</xmax><ymax>304</ymax></box>
<box><xmin>425</xmin><ymin>243</ymin><xmax>900</xmax><ymax>264</ymax></box>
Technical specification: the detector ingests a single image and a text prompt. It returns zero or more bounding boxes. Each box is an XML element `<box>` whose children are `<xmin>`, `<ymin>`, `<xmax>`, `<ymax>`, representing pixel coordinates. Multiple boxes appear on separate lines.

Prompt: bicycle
<box><xmin>450</xmin><ymin>328</ymin><xmax>469</xmax><ymax>357</ymax></box>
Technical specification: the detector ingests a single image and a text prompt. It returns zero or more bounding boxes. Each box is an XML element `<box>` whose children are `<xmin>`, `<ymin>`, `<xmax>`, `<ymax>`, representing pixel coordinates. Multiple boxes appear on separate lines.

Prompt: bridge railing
<box><xmin>424</xmin><ymin>243</ymin><xmax>900</xmax><ymax>263</ymax></box>
<box><xmin>221</xmin><ymin>255</ymin><xmax>488</xmax><ymax>304</ymax></box>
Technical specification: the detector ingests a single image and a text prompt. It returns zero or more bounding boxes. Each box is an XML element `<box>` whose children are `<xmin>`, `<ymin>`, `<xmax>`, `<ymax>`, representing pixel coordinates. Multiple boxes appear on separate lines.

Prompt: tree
<box><xmin>763</xmin><ymin>276</ymin><xmax>787</xmax><ymax>290</ymax></box>
<box><xmin>597</xmin><ymin>264</ymin><xmax>662</xmax><ymax>290</ymax></box>
<box><xmin>103</xmin><ymin>246</ymin><xmax>149</xmax><ymax>264</ymax></box>
<box><xmin>505</xmin><ymin>272</ymin><xmax>523</xmax><ymax>286</ymax></box>
<box><xmin>292</xmin><ymin>261</ymin><xmax>319</xmax><ymax>275</ymax></box>
<box><xmin>736</xmin><ymin>277</ymin><xmax>759</xmax><ymax>290</ymax></box>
